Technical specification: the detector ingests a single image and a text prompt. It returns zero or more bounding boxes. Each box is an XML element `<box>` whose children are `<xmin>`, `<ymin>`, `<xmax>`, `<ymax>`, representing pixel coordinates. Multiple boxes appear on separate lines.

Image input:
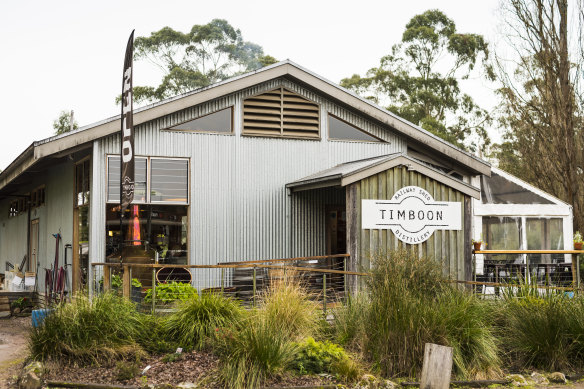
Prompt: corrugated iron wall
<box><xmin>291</xmin><ymin>187</ymin><xmax>345</xmax><ymax>257</ymax></box>
<box><xmin>351</xmin><ymin>166</ymin><xmax>467</xmax><ymax>281</ymax></box>
<box><xmin>92</xmin><ymin>78</ymin><xmax>405</xmax><ymax>287</ymax></box>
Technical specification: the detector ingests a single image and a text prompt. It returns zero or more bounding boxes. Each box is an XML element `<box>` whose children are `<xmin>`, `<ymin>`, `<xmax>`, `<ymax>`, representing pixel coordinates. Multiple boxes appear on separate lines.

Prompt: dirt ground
<box><xmin>0</xmin><ymin>316</ymin><xmax>30</xmax><ymax>389</ymax></box>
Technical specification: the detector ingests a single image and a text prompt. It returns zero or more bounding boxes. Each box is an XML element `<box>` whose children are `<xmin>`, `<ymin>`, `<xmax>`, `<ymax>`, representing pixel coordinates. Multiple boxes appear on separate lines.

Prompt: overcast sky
<box><xmin>0</xmin><ymin>0</ymin><xmax>501</xmax><ymax>170</ymax></box>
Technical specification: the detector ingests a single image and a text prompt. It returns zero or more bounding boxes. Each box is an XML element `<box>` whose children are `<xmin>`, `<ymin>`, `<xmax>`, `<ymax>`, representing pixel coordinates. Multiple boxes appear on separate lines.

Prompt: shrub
<box><xmin>29</xmin><ymin>293</ymin><xmax>148</xmax><ymax>364</ymax></box>
<box><xmin>293</xmin><ymin>337</ymin><xmax>361</xmax><ymax>380</ymax></box>
<box><xmin>293</xmin><ymin>337</ymin><xmax>346</xmax><ymax>374</ymax></box>
<box><xmin>363</xmin><ymin>249</ymin><xmax>500</xmax><ymax>378</ymax></box>
<box><xmin>259</xmin><ymin>277</ymin><xmax>319</xmax><ymax>341</ymax></box>
<box><xmin>163</xmin><ymin>292</ymin><xmax>245</xmax><ymax>350</ymax></box>
<box><xmin>143</xmin><ymin>282</ymin><xmax>197</xmax><ymax>305</ymax></box>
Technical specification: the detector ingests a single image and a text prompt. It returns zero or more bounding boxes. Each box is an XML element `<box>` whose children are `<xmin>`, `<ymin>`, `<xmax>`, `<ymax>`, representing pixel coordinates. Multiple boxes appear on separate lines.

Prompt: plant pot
<box><xmin>575</xmin><ymin>242</ymin><xmax>583</xmax><ymax>250</ymax></box>
<box><xmin>473</xmin><ymin>242</ymin><xmax>482</xmax><ymax>251</ymax></box>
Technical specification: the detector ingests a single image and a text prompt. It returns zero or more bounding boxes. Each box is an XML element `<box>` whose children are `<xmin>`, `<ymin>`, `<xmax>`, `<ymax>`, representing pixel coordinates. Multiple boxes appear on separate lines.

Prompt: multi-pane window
<box><xmin>107</xmin><ymin>156</ymin><xmax>188</xmax><ymax>204</ymax></box>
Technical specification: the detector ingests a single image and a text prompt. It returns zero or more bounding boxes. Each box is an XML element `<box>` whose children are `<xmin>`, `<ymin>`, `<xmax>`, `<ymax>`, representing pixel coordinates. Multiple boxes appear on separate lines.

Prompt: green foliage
<box><xmin>163</xmin><ymin>292</ymin><xmax>244</xmax><ymax>350</ymax></box>
<box><xmin>29</xmin><ymin>293</ymin><xmax>148</xmax><ymax>364</ymax></box>
<box><xmin>341</xmin><ymin>9</ymin><xmax>491</xmax><ymax>152</ymax></box>
<box><xmin>52</xmin><ymin>110</ymin><xmax>78</xmax><ymax>135</ymax></box>
<box><xmin>161</xmin><ymin>352</ymin><xmax>184</xmax><ymax>363</ymax></box>
<box><xmin>129</xmin><ymin>19</ymin><xmax>277</xmax><ymax>104</ymax></box>
<box><xmin>330</xmin><ymin>293</ymin><xmax>369</xmax><ymax>349</ymax></box>
<box><xmin>293</xmin><ymin>337</ymin><xmax>346</xmax><ymax>374</ymax></box>
<box><xmin>215</xmin><ymin>280</ymin><xmax>318</xmax><ymax>388</ymax></box>
<box><xmin>115</xmin><ymin>360</ymin><xmax>141</xmax><ymax>381</ymax></box>
<box><xmin>143</xmin><ymin>282</ymin><xmax>197</xmax><ymax>305</ymax></box>
<box><xmin>11</xmin><ymin>296</ymin><xmax>33</xmax><ymax>310</ymax></box>
<box><xmin>216</xmin><ymin>313</ymin><xmax>297</xmax><ymax>389</ymax></box>
<box><xmin>352</xmin><ymin>249</ymin><xmax>500</xmax><ymax>379</ymax></box>
<box><xmin>131</xmin><ymin>278</ymin><xmax>142</xmax><ymax>288</ymax></box>
<box><xmin>495</xmin><ymin>289</ymin><xmax>584</xmax><ymax>371</ymax></box>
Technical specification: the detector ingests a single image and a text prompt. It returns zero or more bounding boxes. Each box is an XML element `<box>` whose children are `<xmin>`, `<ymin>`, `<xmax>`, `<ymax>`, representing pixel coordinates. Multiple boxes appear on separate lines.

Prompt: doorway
<box><xmin>29</xmin><ymin>219</ymin><xmax>39</xmax><ymax>272</ymax></box>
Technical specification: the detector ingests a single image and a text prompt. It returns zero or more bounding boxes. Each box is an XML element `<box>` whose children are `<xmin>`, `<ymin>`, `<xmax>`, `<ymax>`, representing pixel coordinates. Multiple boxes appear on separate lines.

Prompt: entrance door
<box><xmin>29</xmin><ymin>219</ymin><xmax>39</xmax><ymax>272</ymax></box>
<box><xmin>326</xmin><ymin>206</ymin><xmax>347</xmax><ymax>256</ymax></box>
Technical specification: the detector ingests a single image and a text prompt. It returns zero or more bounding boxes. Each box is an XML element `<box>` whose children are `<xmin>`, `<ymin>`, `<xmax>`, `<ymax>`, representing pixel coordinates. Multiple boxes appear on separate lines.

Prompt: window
<box><xmin>481</xmin><ymin>172</ymin><xmax>553</xmax><ymax>204</ymax></box>
<box><xmin>105</xmin><ymin>204</ymin><xmax>188</xmax><ymax>264</ymax></box>
<box><xmin>328</xmin><ymin>114</ymin><xmax>381</xmax><ymax>142</ymax></box>
<box><xmin>169</xmin><ymin>107</ymin><xmax>232</xmax><ymax>133</ymax></box>
<box><xmin>8</xmin><ymin>200</ymin><xmax>18</xmax><ymax>217</ymax></box>
<box><xmin>107</xmin><ymin>156</ymin><xmax>147</xmax><ymax>203</ymax></box>
<box><xmin>243</xmin><ymin>87</ymin><xmax>320</xmax><ymax>138</ymax></box>
<box><xmin>75</xmin><ymin>159</ymin><xmax>90</xmax><ymax>207</ymax></box>
<box><xmin>483</xmin><ymin>217</ymin><xmax>522</xmax><ymax>262</ymax></box>
<box><xmin>30</xmin><ymin>186</ymin><xmax>45</xmax><ymax>208</ymax></box>
<box><xmin>526</xmin><ymin>218</ymin><xmax>564</xmax><ymax>264</ymax></box>
<box><xmin>107</xmin><ymin>156</ymin><xmax>188</xmax><ymax>204</ymax></box>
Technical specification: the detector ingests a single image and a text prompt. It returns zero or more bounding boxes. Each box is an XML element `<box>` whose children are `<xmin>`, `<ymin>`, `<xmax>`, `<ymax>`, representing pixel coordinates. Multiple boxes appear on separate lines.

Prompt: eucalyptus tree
<box><xmin>129</xmin><ymin>19</ymin><xmax>277</xmax><ymax>104</ymax></box>
<box><xmin>493</xmin><ymin>0</ymin><xmax>584</xmax><ymax>230</ymax></box>
<box><xmin>341</xmin><ymin>10</ymin><xmax>493</xmax><ymax>152</ymax></box>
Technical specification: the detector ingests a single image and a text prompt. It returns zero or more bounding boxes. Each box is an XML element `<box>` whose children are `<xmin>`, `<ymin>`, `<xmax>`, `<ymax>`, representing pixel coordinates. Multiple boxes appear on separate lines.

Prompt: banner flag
<box><xmin>120</xmin><ymin>30</ymin><xmax>135</xmax><ymax>212</ymax></box>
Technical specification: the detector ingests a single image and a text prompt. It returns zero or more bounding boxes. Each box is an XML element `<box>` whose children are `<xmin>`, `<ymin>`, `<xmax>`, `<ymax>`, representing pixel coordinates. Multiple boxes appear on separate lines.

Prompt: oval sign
<box><xmin>362</xmin><ymin>186</ymin><xmax>462</xmax><ymax>244</ymax></box>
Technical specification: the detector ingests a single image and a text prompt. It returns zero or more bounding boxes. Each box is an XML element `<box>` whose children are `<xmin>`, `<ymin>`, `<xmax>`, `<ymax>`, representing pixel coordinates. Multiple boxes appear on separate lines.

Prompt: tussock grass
<box><xmin>259</xmin><ymin>277</ymin><xmax>319</xmax><ymax>340</ymax></box>
<box><xmin>29</xmin><ymin>293</ymin><xmax>147</xmax><ymax>364</ymax></box>
<box><xmin>338</xmin><ymin>249</ymin><xmax>500</xmax><ymax>379</ymax></box>
<box><xmin>216</xmin><ymin>278</ymin><xmax>317</xmax><ymax>388</ymax></box>
<box><xmin>163</xmin><ymin>292</ymin><xmax>245</xmax><ymax>351</ymax></box>
<box><xmin>495</xmin><ymin>284</ymin><xmax>584</xmax><ymax>371</ymax></box>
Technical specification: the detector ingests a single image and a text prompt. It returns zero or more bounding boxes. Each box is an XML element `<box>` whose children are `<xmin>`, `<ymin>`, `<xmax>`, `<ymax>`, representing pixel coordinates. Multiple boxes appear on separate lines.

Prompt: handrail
<box><xmin>474</xmin><ymin>250</ymin><xmax>584</xmax><ymax>254</ymax></box>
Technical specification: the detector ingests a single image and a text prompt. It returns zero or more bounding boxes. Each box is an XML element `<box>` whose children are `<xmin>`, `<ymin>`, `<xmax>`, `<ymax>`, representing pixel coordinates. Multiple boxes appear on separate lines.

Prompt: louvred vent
<box><xmin>243</xmin><ymin>88</ymin><xmax>319</xmax><ymax>138</ymax></box>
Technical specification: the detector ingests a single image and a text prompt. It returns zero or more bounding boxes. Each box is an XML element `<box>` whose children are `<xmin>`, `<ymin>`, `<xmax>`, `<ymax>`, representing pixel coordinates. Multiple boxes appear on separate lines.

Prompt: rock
<box><xmin>507</xmin><ymin>374</ymin><xmax>529</xmax><ymax>386</ymax></box>
<box><xmin>18</xmin><ymin>372</ymin><xmax>41</xmax><ymax>389</ymax></box>
<box><xmin>0</xmin><ymin>311</ymin><xmax>10</xmax><ymax>318</ymax></box>
<box><xmin>531</xmin><ymin>372</ymin><xmax>549</xmax><ymax>385</ymax></box>
<box><xmin>549</xmin><ymin>372</ymin><xmax>567</xmax><ymax>384</ymax></box>
<box><xmin>177</xmin><ymin>383</ymin><xmax>197</xmax><ymax>389</ymax></box>
<box><xmin>354</xmin><ymin>374</ymin><xmax>396</xmax><ymax>388</ymax></box>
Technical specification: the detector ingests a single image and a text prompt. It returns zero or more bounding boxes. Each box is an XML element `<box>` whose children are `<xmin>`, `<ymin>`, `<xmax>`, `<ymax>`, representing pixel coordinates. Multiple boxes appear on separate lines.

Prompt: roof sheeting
<box><xmin>0</xmin><ymin>60</ymin><xmax>490</xmax><ymax>192</ymax></box>
<box><xmin>286</xmin><ymin>153</ymin><xmax>481</xmax><ymax>199</ymax></box>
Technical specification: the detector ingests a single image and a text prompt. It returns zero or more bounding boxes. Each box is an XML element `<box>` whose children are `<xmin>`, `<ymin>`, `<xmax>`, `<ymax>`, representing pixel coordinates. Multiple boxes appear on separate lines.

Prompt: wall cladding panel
<box><xmin>354</xmin><ymin>166</ymin><xmax>467</xmax><ymax>280</ymax></box>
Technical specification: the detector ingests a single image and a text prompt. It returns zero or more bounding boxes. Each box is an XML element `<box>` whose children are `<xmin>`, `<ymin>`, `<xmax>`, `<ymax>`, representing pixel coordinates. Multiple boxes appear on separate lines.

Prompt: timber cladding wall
<box><xmin>346</xmin><ymin>165</ymin><xmax>471</xmax><ymax>282</ymax></box>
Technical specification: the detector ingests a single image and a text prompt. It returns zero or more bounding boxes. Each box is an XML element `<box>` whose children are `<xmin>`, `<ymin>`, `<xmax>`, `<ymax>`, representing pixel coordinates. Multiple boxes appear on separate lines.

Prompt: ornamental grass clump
<box><xmin>361</xmin><ymin>249</ymin><xmax>500</xmax><ymax>379</ymax></box>
<box><xmin>259</xmin><ymin>277</ymin><xmax>319</xmax><ymax>340</ymax></box>
<box><xmin>29</xmin><ymin>293</ymin><xmax>148</xmax><ymax>364</ymax></box>
<box><xmin>496</xmin><ymin>286</ymin><xmax>584</xmax><ymax>371</ymax></box>
<box><xmin>216</xmin><ymin>278</ymin><xmax>318</xmax><ymax>388</ymax></box>
<box><xmin>163</xmin><ymin>291</ymin><xmax>245</xmax><ymax>351</ymax></box>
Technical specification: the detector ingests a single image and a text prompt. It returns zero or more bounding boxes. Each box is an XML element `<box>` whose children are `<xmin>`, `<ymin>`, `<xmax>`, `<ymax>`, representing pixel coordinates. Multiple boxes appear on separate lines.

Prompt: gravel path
<box><xmin>0</xmin><ymin>316</ymin><xmax>30</xmax><ymax>389</ymax></box>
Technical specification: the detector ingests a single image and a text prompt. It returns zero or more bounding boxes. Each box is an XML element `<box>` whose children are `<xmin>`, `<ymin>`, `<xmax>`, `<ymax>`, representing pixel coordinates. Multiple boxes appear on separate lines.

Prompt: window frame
<box><xmin>327</xmin><ymin>113</ymin><xmax>384</xmax><ymax>143</ymax></box>
<box><xmin>164</xmin><ymin>106</ymin><xmax>234</xmax><ymax>135</ymax></box>
<box><xmin>106</xmin><ymin>155</ymin><xmax>189</xmax><ymax>206</ymax></box>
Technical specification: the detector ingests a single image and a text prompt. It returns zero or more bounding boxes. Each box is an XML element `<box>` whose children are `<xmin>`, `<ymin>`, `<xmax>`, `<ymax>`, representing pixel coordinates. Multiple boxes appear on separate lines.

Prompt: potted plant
<box><xmin>472</xmin><ymin>238</ymin><xmax>487</xmax><ymax>251</ymax></box>
<box><xmin>574</xmin><ymin>231</ymin><xmax>583</xmax><ymax>250</ymax></box>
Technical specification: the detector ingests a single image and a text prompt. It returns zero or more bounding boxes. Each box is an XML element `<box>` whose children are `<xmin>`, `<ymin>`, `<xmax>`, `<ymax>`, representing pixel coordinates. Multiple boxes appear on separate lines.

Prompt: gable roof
<box><xmin>286</xmin><ymin>153</ymin><xmax>481</xmax><ymax>199</ymax></box>
<box><xmin>0</xmin><ymin>60</ymin><xmax>490</xmax><ymax>192</ymax></box>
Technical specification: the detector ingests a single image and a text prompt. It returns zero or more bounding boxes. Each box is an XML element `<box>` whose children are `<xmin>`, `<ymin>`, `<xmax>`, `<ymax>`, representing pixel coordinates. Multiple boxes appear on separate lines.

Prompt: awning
<box><xmin>286</xmin><ymin>153</ymin><xmax>481</xmax><ymax>199</ymax></box>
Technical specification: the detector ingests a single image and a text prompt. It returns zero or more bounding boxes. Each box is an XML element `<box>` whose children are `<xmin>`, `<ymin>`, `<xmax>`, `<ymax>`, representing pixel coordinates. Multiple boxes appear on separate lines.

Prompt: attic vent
<box><xmin>243</xmin><ymin>87</ymin><xmax>320</xmax><ymax>139</ymax></box>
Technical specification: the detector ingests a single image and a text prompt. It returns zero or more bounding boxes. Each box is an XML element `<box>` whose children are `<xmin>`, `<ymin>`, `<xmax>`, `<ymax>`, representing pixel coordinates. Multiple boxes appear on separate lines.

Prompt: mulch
<box><xmin>43</xmin><ymin>350</ymin><xmax>337</xmax><ymax>388</ymax></box>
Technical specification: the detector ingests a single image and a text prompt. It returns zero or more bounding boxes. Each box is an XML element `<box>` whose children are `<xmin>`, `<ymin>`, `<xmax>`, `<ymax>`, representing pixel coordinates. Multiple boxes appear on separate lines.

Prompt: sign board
<box><xmin>362</xmin><ymin>186</ymin><xmax>461</xmax><ymax>244</ymax></box>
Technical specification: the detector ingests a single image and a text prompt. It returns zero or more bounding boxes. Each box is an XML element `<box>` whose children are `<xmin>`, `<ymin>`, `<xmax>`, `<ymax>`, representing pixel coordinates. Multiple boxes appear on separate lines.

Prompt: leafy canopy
<box><xmin>53</xmin><ymin>110</ymin><xmax>79</xmax><ymax>135</ymax></box>
<box><xmin>341</xmin><ymin>9</ymin><xmax>492</xmax><ymax>152</ymax></box>
<box><xmin>129</xmin><ymin>19</ymin><xmax>277</xmax><ymax>104</ymax></box>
